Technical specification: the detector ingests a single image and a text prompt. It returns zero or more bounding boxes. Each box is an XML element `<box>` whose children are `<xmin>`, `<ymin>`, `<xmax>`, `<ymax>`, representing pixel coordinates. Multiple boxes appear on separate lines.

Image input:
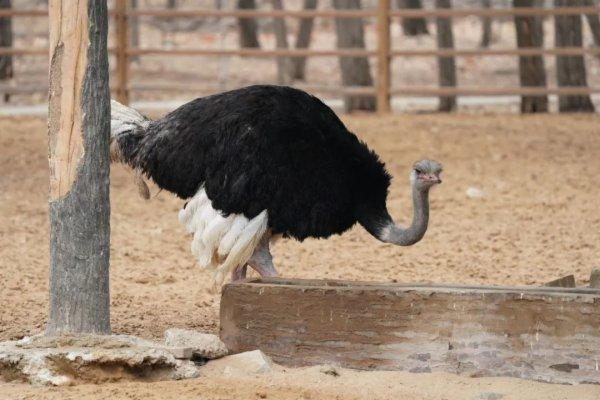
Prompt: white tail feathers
<box><xmin>179</xmin><ymin>187</ymin><xmax>269</xmax><ymax>287</ymax></box>
<box><xmin>110</xmin><ymin>100</ymin><xmax>152</xmax><ymax>200</ymax></box>
<box><xmin>110</xmin><ymin>99</ymin><xmax>151</xmax><ymax>138</ymax></box>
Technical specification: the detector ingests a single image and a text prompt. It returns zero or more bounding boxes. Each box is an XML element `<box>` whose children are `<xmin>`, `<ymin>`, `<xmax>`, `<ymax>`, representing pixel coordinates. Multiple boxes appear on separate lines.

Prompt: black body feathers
<box><xmin>117</xmin><ymin>85</ymin><xmax>392</xmax><ymax>240</ymax></box>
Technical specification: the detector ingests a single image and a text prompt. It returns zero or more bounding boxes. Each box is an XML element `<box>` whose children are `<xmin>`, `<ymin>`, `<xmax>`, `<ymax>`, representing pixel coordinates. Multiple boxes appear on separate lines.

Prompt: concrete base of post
<box><xmin>0</xmin><ymin>331</ymin><xmax>227</xmax><ymax>385</ymax></box>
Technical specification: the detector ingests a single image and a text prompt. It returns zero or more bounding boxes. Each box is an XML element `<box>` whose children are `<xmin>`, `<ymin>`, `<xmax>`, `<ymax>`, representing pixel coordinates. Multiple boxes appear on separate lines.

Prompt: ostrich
<box><xmin>110</xmin><ymin>85</ymin><xmax>442</xmax><ymax>285</ymax></box>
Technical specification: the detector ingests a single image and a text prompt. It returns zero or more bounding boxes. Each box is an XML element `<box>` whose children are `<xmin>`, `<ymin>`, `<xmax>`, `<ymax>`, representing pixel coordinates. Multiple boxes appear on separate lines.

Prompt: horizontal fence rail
<box><xmin>1</xmin><ymin>4</ymin><xmax>600</xmax><ymax>112</ymax></box>
<box><xmin>5</xmin><ymin>46</ymin><xmax>600</xmax><ymax>58</ymax></box>
<box><xmin>1</xmin><ymin>6</ymin><xmax>600</xmax><ymax>18</ymax></box>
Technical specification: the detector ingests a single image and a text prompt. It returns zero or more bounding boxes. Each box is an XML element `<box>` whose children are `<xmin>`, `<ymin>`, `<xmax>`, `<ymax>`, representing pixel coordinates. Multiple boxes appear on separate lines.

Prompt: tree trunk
<box><xmin>290</xmin><ymin>0</ymin><xmax>317</xmax><ymax>81</ymax></box>
<box><xmin>167</xmin><ymin>0</ymin><xmax>176</xmax><ymax>8</ymax></box>
<box><xmin>479</xmin><ymin>0</ymin><xmax>492</xmax><ymax>48</ymax></box>
<box><xmin>237</xmin><ymin>0</ymin><xmax>261</xmax><ymax>48</ymax></box>
<box><xmin>397</xmin><ymin>0</ymin><xmax>428</xmax><ymax>36</ymax></box>
<box><xmin>554</xmin><ymin>0</ymin><xmax>595</xmax><ymax>112</ymax></box>
<box><xmin>582</xmin><ymin>0</ymin><xmax>600</xmax><ymax>58</ymax></box>
<box><xmin>514</xmin><ymin>0</ymin><xmax>548</xmax><ymax>113</ymax></box>
<box><xmin>435</xmin><ymin>0</ymin><xmax>456</xmax><ymax>112</ymax></box>
<box><xmin>130</xmin><ymin>0</ymin><xmax>139</xmax><ymax>62</ymax></box>
<box><xmin>271</xmin><ymin>0</ymin><xmax>291</xmax><ymax>84</ymax></box>
<box><xmin>0</xmin><ymin>0</ymin><xmax>13</xmax><ymax>103</ymax></box>
<box><xmin>333</xmin><ymin>0</ymin><xmax>375</xmax><ymax>112</ymax></box>
<box><xmin>47</xmin><ymin>0</ymin><xmax>111</xmax><ymax>335</ymax></box>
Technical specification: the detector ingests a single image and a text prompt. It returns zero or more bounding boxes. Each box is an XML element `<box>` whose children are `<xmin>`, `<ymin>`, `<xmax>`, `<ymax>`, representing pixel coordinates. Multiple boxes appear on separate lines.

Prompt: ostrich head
<box><xmin>410</xmin><ymin>159</ymin><xmax>443</xmax><ymax>191</ymax></box>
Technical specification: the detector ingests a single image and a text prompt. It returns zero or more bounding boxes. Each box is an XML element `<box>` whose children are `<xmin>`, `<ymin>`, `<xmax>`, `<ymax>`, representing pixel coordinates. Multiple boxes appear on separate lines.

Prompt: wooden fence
<box><xmin>0</xmin><ymin>3</ymin><xmax>600</xmax><ymax>112</ymax></box>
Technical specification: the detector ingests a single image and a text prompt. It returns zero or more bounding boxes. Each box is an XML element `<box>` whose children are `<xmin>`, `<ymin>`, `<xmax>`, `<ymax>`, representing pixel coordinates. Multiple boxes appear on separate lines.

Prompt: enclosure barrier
<box><xmin>1</xmin><ymin>4</ymin><xmax>600</xmax><ymax>112</ymax></box>
<box><xmin>221</xmin><ymin>278</ymin><xmax>600</xmax><ymax>384</ymax></box>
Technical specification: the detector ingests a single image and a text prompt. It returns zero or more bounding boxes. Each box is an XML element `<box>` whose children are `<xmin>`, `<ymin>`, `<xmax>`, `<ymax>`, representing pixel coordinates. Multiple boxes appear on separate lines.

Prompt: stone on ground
<box><xmin>590</xmin><ymin>269</ymin><xmax>600</xmax><ymax>288</ymax></box>
<box><xmin>466</xmin><ymin>187</ymin><xmax>485</xmax><ymax>199</ymax></box>
<box><xmin>164</xmin><ymin>328</ymin><xmax>228</xmax><ymax>359</ymax></box>
<box><xmin>472</xmin><ymin>393</ymin><xmax>505</xmax><ymax>400</ymax></box>
<box><xmin>205</xmin><ymin>350</ymin><xmax>272</xmax><ymax>375</ymax></box>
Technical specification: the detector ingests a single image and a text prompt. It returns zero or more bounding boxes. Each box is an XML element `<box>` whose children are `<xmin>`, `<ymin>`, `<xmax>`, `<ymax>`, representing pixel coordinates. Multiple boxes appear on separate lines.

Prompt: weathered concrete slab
<box><xmin>220</xmin><ymin>278</ymin><xmax>600</xmax><ymax>384</ymax></box>
<box><xmin>0</xmin><ymin>334</ymin><xmax>200</xmax><ymax>385</ymax></box>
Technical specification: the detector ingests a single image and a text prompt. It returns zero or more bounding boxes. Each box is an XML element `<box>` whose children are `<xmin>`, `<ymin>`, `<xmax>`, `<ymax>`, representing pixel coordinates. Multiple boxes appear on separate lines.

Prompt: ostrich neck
<box><xmin>385</xmin><ymin>185</ymin><xmax>430</xmax><ymax>246</ymax></box>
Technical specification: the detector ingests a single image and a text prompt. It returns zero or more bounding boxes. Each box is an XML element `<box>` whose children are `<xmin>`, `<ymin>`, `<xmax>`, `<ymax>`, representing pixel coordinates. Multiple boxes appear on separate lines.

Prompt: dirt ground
<box><xmin>1</xmin><ymin>113</ymin><xmax>600</xmax><ymax>399</ymax></box>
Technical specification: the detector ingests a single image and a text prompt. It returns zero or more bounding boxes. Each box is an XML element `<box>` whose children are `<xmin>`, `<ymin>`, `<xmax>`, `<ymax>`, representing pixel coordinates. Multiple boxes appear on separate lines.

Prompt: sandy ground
<box><xmin>1</xmin><ymin>113</ymin><xmax>600</xmax><ymax>398</ymax></box>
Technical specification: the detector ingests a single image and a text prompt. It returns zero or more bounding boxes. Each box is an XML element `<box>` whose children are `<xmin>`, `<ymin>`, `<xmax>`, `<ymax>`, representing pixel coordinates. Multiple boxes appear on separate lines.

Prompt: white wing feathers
<box><xmin>179</xmin><ymin>187</ymin><xmax>268</xmax><ymax>286</ymax></box>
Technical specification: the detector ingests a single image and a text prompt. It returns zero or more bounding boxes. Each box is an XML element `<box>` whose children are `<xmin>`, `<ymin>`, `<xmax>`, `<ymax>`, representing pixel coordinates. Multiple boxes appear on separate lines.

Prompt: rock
<box><xmin>0</xmin><ymin>334</ymin><xmax>201</xmax><ymax>385</ymax></box>
<box><xmin>544</xmin><ymin>275</ymin><xmax>576</xmax><ymax>288</ymax></box>
<box><xmin>466</xmin><ymin>187</ymin><xmax>485</xmax><ymax>199</ymax></box>
<box><xmin>590</xmin><ymin>269</ymin><xmax>600</xmax><ymax>289</ymax></box>
<box><xmin>472</xmin><ymin>393</ymin><xmax>505</xmax><ymax>400</ymax></box>
<box><xmin>166</xmin><ymin>346</ymin><xmax>194</xmax><ymax>359</ymax></box>
<box><xmin>207</xmin><ymin>350</ymin><xmax>272</xmax><ymax>374</ymax></box>
<box><xmin>319</xmin><ymin>365</ymin><xmax>340</xmax><ymax>377</ymax></box>
<box><xmin>164</xmin><ymin>329</ymin><xmax>228</xmax><ymax>359</ymax></box>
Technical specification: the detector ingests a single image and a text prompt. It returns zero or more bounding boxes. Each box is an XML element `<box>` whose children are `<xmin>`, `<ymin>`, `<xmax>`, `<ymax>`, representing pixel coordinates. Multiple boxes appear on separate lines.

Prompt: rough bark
<box><xmin>0</xmin><ymin>0</ymin><xmax>13</xmax><ymax>102</ymax></box>
<box><xmin>396</xmin><ymin>0</ymin><xmax>428</xmax><ymax>36</ymax></box>
<box><xmin>290</xmin><ymin>0</ymin><xmax>317</xmax><ymax>81</ymax></box>
<box><xmin>479</xmin><ymin>0</ymin><xmax>492</xmax><ymax>48</ymax></box>
<box><xmin>47</xmin><ymin>0</ymin><xmax>111</xmax><ymax>335</ymax></box>
<box><xmin>333</xmin><ymin>0</ymin><xmax>375</xmax><ymax>112</ymax></box>
<box><xmin>271</xmin><ymin>0</ymin><xmax>291</xmax><ymax>84</ymax></box>
<box><xmin>435</xmin><ymin>0</ymin><xmax>456</xmax><ymax>112</ymax></box>
<box><xmin>514</xmin><ymin>0</ymin><xmax>548</xmax><ymax>113</ymax></box>
<box><xmin>237</xmin><ymin>0</ymin><xmax>261</xmax><ymax>48</ymax></box>
<box><xmin>554</xmin><ymin>0</ymin><xmax>594</xmax><ymax>112</ymax></box>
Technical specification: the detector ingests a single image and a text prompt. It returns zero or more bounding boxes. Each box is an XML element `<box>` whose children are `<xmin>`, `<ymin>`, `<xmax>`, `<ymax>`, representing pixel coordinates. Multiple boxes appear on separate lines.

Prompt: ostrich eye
<box><xmin>414</xmin><ymin>168</ymin><xmax>423</xmax><ymax>174</ymax></box>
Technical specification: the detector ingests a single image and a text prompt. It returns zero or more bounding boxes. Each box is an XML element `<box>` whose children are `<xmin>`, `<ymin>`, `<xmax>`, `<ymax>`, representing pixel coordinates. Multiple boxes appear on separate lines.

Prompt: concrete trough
<box><xmin>220</xmin><ymin>278</ymin><xmax>600</xmax><ymax>384</ymax></box>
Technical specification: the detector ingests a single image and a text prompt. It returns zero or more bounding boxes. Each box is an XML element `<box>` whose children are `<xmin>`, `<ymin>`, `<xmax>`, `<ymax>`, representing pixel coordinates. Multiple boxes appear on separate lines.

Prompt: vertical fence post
<box><xmin>376</xmin><ymin>0</ymin><xmax>391</xmax><ymax>113</ymax></box>
<box><xmin>116</xmin><ymin>0</ymin><xmax>129</xmax><ymax>104</ymax></box>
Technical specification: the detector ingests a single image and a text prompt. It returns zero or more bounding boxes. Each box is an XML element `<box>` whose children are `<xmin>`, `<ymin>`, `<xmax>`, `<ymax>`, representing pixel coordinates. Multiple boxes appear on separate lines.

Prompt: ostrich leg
<box><xmin>230</xmin><ymin>235</ymin><xmax>277</xmax><ymax>282</ymax></box>
<box><xmin>231</xmin><ymin>265</ymin><xmax>247</xmax><ymax>281</ymax></box>
<box><xmin>247</xmin><ymin>235</ymin><xmax>278</xmax><ymax>277</ymax></box>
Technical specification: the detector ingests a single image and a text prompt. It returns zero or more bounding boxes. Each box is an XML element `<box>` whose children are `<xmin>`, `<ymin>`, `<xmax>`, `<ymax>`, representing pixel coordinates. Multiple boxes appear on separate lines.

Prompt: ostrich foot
<box><xmin>231</xmin><ymin>265</ymin><xmax>247</xmax><ymax>282</ymax></box>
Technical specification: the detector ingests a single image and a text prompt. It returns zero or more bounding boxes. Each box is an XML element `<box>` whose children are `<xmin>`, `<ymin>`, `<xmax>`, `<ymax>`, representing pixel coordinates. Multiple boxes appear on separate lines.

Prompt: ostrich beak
<box><xmin>424</xmin><ymin>174</ymin><xmax>441</xmax><ymax>184</ymax></box>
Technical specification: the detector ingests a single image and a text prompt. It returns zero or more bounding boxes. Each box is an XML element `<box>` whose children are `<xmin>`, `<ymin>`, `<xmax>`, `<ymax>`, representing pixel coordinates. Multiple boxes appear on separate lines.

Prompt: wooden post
<box><xmin>333</xmin><ymin>0</ymin><xmax>375</xmax><ymax>112</ymax></box>
<box><xmin>0</xmin><ymin>0</ymin><xmax>12</xmax><ymax>103</ymax></box>
<box><xmin>514</xmin><ymin>0</ymin><xmax>548</xmax><ymax>113</ymax></box>
<box><xmin>289</xmin><ymin>0</ymin><xmax>318</xmax><ymax>81</ymax></box>
<box><xmin>435</xmin><ymin>0</ymin><xmax>457</xmax><ymax>112</ymax></box>
<box><xmin>582</xmin><ymin>0</ymin><xmax>600</xmax><ymax>59</ymax></box>
<box><xmin>479</xmin><ymin>0</ymin><xmax>492</xmax><ymax>48</ymax></box>
<box><xmin>237</xmin><ymin>0</ymin><xmax>261</xmax><ymax>48</ymax></box>
<box><xmin>271</xmin><ymin>0</ymin><xmax>291</xmax><ymax>84</ymax></box>
<box><xmin>47</xmin><ymin>0</ymin><xmax>111</xmax><ymax>335</ymax></box>
<box><xmin>554</xmin><ymin>0</ymin><xmax>595</xmax><ymax>112</ymax></box>
<box><xmin>377</xmin><ymin>0</ymin><xmax>391</xmax><ymax>113</ymax></box>
<box><xmin>116</xmin><ymin>0</ymin><xmax>129</xmax><ymax>104</ymax></box>
<box><xmin>130</xmin><ymin>0</ymin><xmax>140</xmax><ymax>63</ymax></box>
<box><xmin>396</xmin><ymin>0</ymin><xmax>428</xmax><ymax>36</ymax></box>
